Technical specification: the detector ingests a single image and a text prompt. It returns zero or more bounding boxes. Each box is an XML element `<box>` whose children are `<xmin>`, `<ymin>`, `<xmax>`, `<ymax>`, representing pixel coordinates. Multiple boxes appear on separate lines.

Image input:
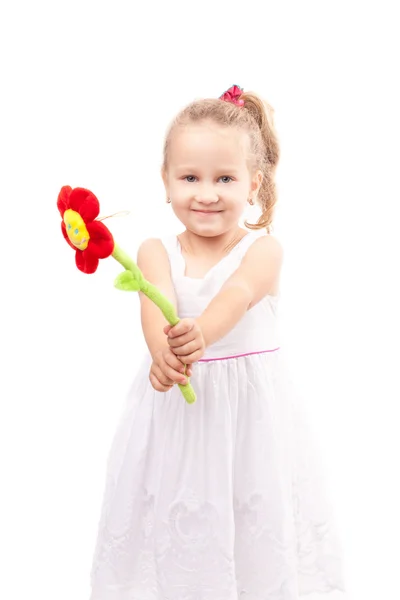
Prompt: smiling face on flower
<box><xmin>63</xmin><ymin>209</ymin><xmax>90</xmax><ymax>250</ymax></box>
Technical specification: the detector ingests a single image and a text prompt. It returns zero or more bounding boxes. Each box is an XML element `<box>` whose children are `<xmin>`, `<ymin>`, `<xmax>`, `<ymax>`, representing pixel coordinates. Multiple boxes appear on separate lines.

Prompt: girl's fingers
<box><xmin>173</xmin><ymin>357</ymin><xmax>193</xmax><ymax>378</ymax></box>
<box><xmin>149</xmin><ymin>372</ymin><xmax>173</xmax><ymax>392</ymax></box>
<box><xmin>158</xmin><ymin>355</ymin><xmax>188</xmax><ymax>385</ymax></box>
<box><xmin>168</xmin><ymin>354</ymin><xmax>193</xmax><ymax>378</ymax></box>
<box><xmin>152</xmin><ymin>365</ymin><xmax>174</xmax><ymax>387</ymax></box>
<box><xmin>164</xmin><ymin>350</ymin><xmax>186</xmax><ymax>374</ymax></box>
<box><xmin>171</xmin><ymin>340</ymin><xmax>199</xmax><ymax>357</ymax></box>
<box><xmin>167</xmin><ymin>331</ymin><xmax>194</xmax><ymax>349</ymax></box>
<box><xmin>176</xmin><ymin>351</ymin><xmax>201</xmax><ymax>365</ymax></box>
<box><xmin>168</xmin><ymin>319</ymin><xmax>194</xmax><ymax>338</ymax></box>
<box><xmin>165</xmin><ymin>365</ymin><xmax>189</xmax><ymax>385</ymax></box>
<box><xmin>150</xmin><ymin>351</ymin><xmax>193</xmax><ymax>392</ymax></box>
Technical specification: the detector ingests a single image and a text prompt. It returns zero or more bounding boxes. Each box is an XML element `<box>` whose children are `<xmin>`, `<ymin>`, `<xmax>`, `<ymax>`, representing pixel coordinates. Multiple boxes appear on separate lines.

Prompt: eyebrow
<box><xmin>175</xmin><ymin>166</ymin><xmax>240</xmax><ymax>173</ymax></box>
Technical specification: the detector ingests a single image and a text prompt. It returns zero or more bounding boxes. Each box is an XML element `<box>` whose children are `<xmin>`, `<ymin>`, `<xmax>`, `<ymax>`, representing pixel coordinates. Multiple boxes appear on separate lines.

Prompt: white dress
<box><xmin>89</xmin><ymin>230</ymin><xmax>346</xmax><ymax>600</ymax></box>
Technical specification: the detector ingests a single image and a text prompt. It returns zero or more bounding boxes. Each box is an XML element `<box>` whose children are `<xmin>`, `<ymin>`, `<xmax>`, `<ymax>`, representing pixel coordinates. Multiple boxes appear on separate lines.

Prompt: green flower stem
<box><xmin>112</xmin><ymin>244</ymin><xmax>196</xmax><ymax>404</ymax></box>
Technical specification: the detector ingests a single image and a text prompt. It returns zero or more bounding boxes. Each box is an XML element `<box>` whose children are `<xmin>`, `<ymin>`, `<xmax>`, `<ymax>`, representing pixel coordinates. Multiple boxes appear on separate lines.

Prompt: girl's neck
<box><xmin>178</xmin><ymin>227</ymin><xmax>248</xmax><ymax>259</ymax></box>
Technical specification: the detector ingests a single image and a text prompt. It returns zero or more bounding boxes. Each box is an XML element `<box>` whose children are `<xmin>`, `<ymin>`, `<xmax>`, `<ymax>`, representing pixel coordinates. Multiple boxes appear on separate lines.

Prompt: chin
<box><xmin>191</xmin><ymin>224</ymin><xmax>236</xmax><ymax>238</ymax></box>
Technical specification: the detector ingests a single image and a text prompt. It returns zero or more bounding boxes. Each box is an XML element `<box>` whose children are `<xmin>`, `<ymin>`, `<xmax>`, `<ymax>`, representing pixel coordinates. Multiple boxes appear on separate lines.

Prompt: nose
<box><xmin>194</xmin><ymin>186</ymin><xmax>219</xmax><ymax>204</ymax></box>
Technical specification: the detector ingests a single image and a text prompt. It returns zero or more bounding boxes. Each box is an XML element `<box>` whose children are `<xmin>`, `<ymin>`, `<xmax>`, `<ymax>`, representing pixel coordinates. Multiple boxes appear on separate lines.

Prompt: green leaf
<box><xmin>114</xmin><ymin>270</ymin><xmax>141</xmax><ymax>292</ymax></box>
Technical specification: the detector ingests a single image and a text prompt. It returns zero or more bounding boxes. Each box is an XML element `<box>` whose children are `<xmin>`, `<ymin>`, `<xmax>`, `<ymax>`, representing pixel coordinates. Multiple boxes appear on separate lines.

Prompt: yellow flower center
<box><xmin>64</xmin><ymin>209</ymin><xmax>90</xmax><ymax>250</ymax></box>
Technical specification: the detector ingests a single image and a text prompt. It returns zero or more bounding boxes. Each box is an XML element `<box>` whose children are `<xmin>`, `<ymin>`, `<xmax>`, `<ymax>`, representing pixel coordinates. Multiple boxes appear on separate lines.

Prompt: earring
<box><xmin>248</xmin><ymin>198</ymin><xmax>254</xmax><ymax>205</ymax></box>
<box><xmin>166</xmin><ymin>198</ymin><xmax>171</xmax><ymax>204</ymax></box>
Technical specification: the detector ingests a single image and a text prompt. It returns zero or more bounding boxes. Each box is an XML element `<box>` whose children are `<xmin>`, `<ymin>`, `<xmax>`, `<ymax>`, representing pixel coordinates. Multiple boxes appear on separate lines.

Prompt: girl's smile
<box><xmin>191</xmin><ymin>209</ymin><xmax>223</xmax><ymax>215</ymax></box>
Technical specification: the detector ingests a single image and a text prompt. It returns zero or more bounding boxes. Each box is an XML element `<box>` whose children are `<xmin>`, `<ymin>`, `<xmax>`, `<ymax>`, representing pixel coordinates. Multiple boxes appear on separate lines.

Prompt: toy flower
<box><xmin>57</xmin><ymin>185</ymin><xmax>196</xmax><ymax>404</ymax></box>
<box><xmin>57</xmin><ymin>186</ymin><xmax>114</xmax><ymax>274</ymax></box>
<box><xmin>219</xmin><ymin>84</ymin><xmax>244</xmax><ymax>106</ymax></box>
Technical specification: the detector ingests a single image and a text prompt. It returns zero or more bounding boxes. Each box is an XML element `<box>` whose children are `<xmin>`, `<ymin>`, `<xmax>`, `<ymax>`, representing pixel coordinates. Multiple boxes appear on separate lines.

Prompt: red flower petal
<box><xmin>61</xmin><ymin>221</ymin><xmax>77</xmax><ymax>250</ymax></box>
<box><xmin>57</xmin><ymin>186</ymin><xmax>72</xmax><ymax>217</ymax></box>
<box><xmin>86</xmin><ymin>221</ymin><xmax>114</xmax><ymax>259</ymax></box>
<box><xmin>69</xmin><ymin>188</ymin><xmax>100</xmax><ymax>223</ymax></box>
<box><xmin>75</xmin><ymin>249</ymin><xmax>99</xmax><ymax>274</ymax></box>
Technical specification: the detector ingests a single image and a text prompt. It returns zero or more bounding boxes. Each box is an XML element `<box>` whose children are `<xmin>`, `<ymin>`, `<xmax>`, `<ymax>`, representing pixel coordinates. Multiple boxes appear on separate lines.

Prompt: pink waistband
<box><xmin>198</xmin><ymin>347</ymin><xmax>280</xmax><ymax>362</ymax></box>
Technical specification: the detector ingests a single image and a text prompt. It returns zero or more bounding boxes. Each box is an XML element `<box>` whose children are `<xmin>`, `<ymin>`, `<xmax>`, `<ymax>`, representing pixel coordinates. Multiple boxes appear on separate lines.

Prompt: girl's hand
<box><xmin>164</xmin><ymin>318</ymin><xmax>206</xmax><ymax>364</ymax></box>
<box><xmin>149</xmin><ymin>347</ymin><xmax>192</xmax><ymax>392</ymax></box>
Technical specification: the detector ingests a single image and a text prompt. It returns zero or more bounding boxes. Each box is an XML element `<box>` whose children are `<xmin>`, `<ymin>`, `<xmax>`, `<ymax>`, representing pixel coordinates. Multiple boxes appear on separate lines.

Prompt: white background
<box><xmin>0</xmin><ymin>1</ymin><xmax>399</xmax><ymax>599</ymax></box>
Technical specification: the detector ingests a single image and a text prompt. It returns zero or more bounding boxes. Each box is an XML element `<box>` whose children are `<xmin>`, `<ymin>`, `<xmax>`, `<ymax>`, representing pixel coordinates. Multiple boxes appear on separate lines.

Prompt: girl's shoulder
<box><xmin>137</xmin><ymin>235</ymin><xmax>177</xmax><ymax>257</ymax></box>
<box><xmin>136</xmin><ymin>237</ymin><xmax>175</xmax><ymax>276</ymax></box>
<box><xmin>238</xmin><ymin>229</ymin><xmax>283</xmax><ymax>258</ymax></box>
<box><xmin>243</xmin><ymin>230</ymin><xmax>283</xmax><ymax>261</ymax></box>
<box><xmin>239</xmin><ymin>232</ymin><xmax>283</xmax><ymax>299</ymax></box>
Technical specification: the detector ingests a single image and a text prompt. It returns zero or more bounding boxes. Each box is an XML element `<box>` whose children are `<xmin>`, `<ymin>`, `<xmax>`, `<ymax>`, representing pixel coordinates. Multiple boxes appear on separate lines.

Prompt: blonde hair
<box><xmin>161</xmin><ymin>88</ymin><xmax>280</xmax><ymax>233</ymax></box>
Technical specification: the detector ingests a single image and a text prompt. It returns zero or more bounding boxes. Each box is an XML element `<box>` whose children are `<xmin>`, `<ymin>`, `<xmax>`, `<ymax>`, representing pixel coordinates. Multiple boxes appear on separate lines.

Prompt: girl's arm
<box><xmin>137</xmin><ymin>238</ymin><xmax>178</xmax><ymax>359</ymax></box>
<box><xmin>196</xmin><ymin>235</ymin><xmax>283</xmax><ymax>348</ymax></box>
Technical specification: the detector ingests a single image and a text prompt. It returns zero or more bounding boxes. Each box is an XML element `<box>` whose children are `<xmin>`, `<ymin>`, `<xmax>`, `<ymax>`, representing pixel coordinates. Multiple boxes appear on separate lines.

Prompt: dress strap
<box><xmin>159</xmin><ymin>234</ymin><xmax>183</xmax><ymax>281</ymax></box>
<box><xmin>235</xmin><ymin>229</ymin><xmax>268</xmax><ymax>259</ymax></box>
<box><xmin>159</xmin><ymin>234</ymin><xmax>178</xmax><ymax>257</ymax></box>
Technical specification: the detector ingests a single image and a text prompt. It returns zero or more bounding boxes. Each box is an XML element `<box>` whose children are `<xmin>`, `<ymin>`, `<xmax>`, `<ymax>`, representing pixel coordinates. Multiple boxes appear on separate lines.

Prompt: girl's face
<box><xmin>162</xmin><ymin>122</ymin><xmax>262</xmax><ymax>237</ymax></box>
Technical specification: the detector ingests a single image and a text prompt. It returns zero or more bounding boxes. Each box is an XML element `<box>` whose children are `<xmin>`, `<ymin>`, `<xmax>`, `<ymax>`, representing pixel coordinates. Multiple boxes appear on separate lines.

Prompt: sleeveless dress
<box><xmin>89</xmin><ymin>230</ymin><xmax>346</xmax><ymax>600</ymax></box>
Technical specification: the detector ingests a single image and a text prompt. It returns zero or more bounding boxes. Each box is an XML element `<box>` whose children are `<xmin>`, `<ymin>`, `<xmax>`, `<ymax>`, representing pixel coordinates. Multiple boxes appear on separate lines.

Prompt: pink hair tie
<box><xmin>219</xmin><ymin>84</ymin><xmax>244</xmax><ymax>106</ymax></box>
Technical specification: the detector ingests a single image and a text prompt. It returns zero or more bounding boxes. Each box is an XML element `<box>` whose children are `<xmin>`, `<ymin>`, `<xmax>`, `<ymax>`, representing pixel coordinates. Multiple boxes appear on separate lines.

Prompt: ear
<box><xmin>161</xmin><ymin>167</ymin><xmax>169</xmax><ymax>195</ymax></box>
<box><xmin>250</xmin><ymin>169</ymin><xmax>263</xmax><ymax>196</ymax></box>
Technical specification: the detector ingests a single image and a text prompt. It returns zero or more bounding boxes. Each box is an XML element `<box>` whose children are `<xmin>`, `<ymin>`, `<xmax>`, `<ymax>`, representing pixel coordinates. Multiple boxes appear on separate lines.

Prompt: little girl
<box><xmin>89</xmin><ymin>85</ymin><xmax>346</xmax><ymax>599</ymax></box>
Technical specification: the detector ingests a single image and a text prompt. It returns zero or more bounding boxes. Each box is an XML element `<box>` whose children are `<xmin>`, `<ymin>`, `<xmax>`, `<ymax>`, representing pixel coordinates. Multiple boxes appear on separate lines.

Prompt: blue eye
<box><xmin>67</xmin><ymin>224</ymin><xmax>71</xmax><ymax>229</ymax></box>
<box><xmin>74</xmin><ymin>228</ymin><xmax>79</xmax><ymax>235</ymax></box>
